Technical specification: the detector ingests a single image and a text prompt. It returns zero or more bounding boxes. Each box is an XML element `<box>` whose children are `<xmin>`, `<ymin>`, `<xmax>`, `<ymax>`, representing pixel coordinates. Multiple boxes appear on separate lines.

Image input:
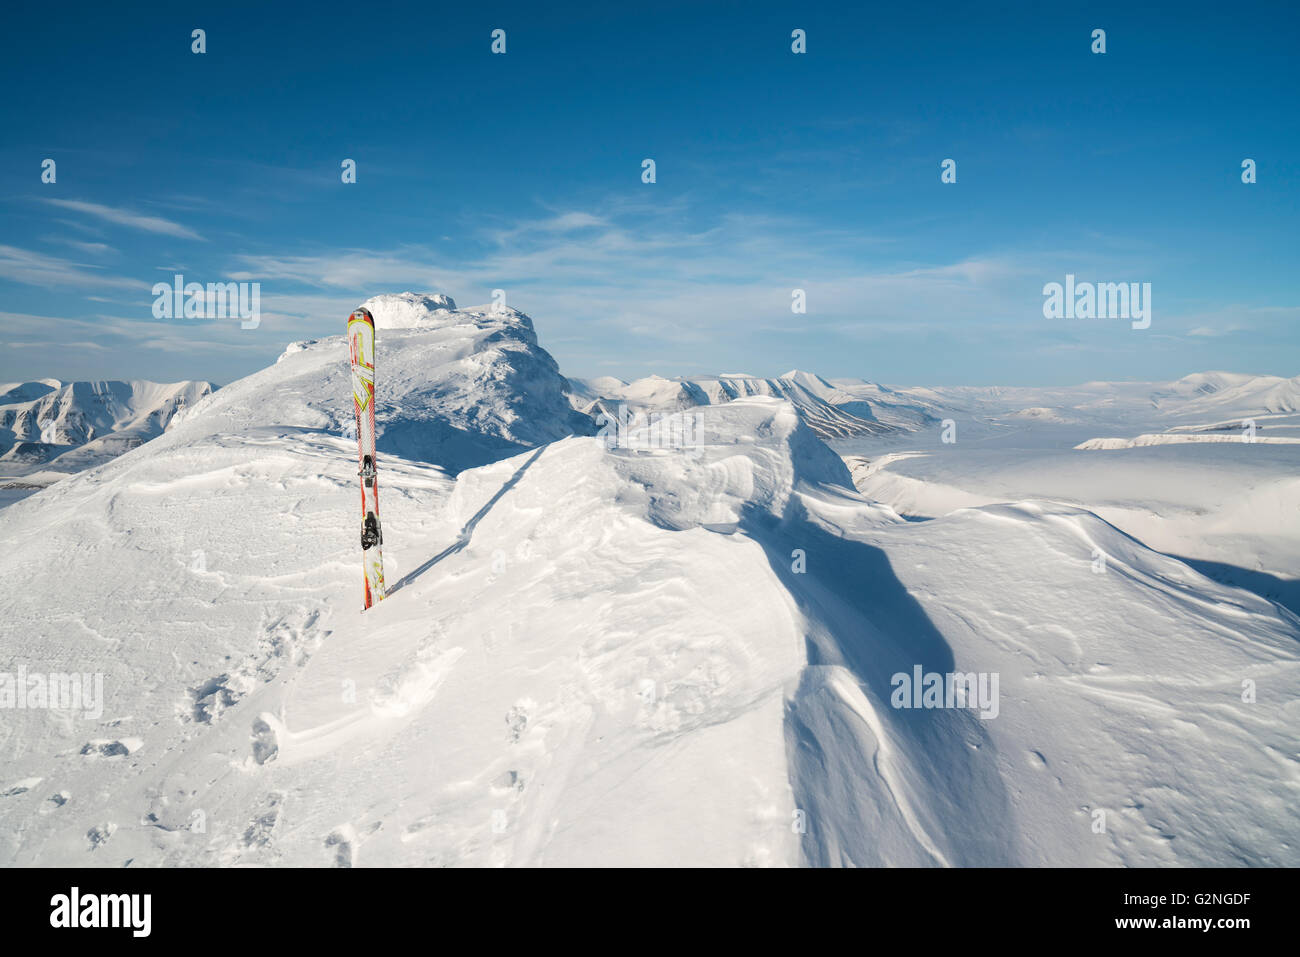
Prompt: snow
<box><xmin>0</xmin><ymin>379</ymin><xmax>214</xmax><ymax>507</ymax></box>
<box><xmin>1</xmin><ymin>296</ymin><xmax>1297</xmax><ymax>867</ymax></box>
<box><xmin>573</xmin><ymin>369</ymin><xmax>901</xmax><ymax>440</ymax></box>
<box><xmin>1075</xmin><ymin>433</ymin><xmax>1300</xmax><ymax>449</ymax></box>
<box><xmin>176</xmin><ymin>296</ymin><xmax>594</xmax><ymax>475</ymax></box>
<box><xmin>1158</xmin><ymin>371</ymin><xmax>1300</xmax><ymax>414</ymax></box>
<box><xmin>0</xmin><ymin>379</ymin><xmax>214</xmax><ymax>473</ymax></box>
<box><xmin>361</xmin><ymin>292</ymin><xmax>458</xmax><ymax>329</ymax></box>
<box><xmin>836</xmin><ymin>375</ymin><xmax>1300</xmax><ymax>627</ymax></box>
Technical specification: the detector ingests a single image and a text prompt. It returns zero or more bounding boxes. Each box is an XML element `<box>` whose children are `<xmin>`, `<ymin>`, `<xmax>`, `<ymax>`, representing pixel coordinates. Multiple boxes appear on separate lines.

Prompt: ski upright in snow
<box><xmin>348</xmin><ymin>306</ymin><xmax>385</xmax><ymax>609</ymax></box>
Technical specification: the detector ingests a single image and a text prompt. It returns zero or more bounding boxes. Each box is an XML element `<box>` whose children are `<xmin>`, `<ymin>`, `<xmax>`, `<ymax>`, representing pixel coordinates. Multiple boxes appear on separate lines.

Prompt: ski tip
<box><xmin>348</xmin><ymin>306</ymin><xmax>375</xmax><ymax>326</ymax></box>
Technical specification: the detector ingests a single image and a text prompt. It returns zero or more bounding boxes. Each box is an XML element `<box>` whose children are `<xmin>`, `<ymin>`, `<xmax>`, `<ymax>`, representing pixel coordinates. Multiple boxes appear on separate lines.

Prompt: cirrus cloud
<box><xmin>43</xmin><ymin>199</ymin><xmax>204</xmax><ymax>241</ymax></box>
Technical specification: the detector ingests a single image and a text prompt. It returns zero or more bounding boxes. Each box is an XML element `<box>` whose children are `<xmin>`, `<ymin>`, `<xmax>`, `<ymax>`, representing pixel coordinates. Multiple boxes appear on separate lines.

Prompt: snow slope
<box><xmin>836</xmin><ymin>373</ymin><xmax>1300</xmax><ymax>622</ymax></box>
<box><xmin>1156</xmin><ymin>372</ymin><xmax>1300</xmax><ymax>416</ymax></box>
<box><xmin>1</xmin><ymin>306</ymin><xmax>1297</xmax><ymax>867</ymax></box>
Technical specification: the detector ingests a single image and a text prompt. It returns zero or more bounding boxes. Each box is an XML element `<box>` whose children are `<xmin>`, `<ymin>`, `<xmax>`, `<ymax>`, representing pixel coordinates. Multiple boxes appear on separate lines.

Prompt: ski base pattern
<box><xmin>348</xmin><ymin>306</ymin><xmax>385</xmax><ymax>609</ymax></box>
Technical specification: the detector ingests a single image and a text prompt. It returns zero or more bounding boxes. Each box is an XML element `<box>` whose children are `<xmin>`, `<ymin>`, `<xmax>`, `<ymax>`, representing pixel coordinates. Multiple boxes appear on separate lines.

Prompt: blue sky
<box><xmin>1</xmin><ymin>0</ymin><xmax>1296</xmax><ymax>386</ymax></box>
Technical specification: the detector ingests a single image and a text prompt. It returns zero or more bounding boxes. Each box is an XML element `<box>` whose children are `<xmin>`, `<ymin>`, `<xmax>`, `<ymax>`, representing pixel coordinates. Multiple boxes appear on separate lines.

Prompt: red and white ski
<box><xmin>348</xmin><ymin>306</ymin><xmax>385</xmax><ymax>609</ymax></box>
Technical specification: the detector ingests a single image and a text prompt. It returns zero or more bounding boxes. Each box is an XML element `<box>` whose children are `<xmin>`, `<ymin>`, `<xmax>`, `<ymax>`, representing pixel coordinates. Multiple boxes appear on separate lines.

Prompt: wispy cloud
<box><xmin>54</xmin><ymin>239</ymin><xmax>116</xmax><ymax>256</ymax></box>
<box><xmin>0</xmin><ymin>246</ymin><xmax>144</xmax><ymax>291</ymax></box>
<box><xmin>43</xmin><ymin>199</ymin><xmax>204</xmax><ymax>240</ymax></box>
<box><xmin>225</xmin><ymin>205</ymin><xmax>1045</xmax><ymax>347</ymax></box>
<box><xmin>14</xmin><ymin>197</ymin><xmax>1276</xmax><ymax>382</ymax></box>
<box><xmin>1177</xmin><ymin>306</ymin><xmax>1300</xmax><ymax>342</ymax></box>
<box><xmin>54</xmin><ymin>218</ymin><xmax>106</xmax><ymax>237</ymax></box>
<box><xmin>0</xmin><ymin>309</ymin><xmax>270</xmax><ymax>366</ymax></box>
<box><xmin>487</xmin><ymin>211</ymin><xmax>608</xmax><ymax>244</ymax></box>
<box><xmin>230</xmin><ymin>249</ymin><xmax>467</xmax><ymax>293</ymax></box>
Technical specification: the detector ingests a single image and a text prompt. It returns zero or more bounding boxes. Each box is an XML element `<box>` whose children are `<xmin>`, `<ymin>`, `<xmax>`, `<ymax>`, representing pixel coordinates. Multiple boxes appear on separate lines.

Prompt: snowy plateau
<box><xmin>1</xmin><ymin>293</ymin><xmax>1297</xmax><ymax>867</ymax></box>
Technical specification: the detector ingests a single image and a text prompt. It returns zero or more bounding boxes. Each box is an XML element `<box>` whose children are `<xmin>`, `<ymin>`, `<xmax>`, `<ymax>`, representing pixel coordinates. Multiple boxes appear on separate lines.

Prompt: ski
<box><xmin>347</xmin><ymin>306</ymin><xmax>385</xmax><ymax>609</ymax></box>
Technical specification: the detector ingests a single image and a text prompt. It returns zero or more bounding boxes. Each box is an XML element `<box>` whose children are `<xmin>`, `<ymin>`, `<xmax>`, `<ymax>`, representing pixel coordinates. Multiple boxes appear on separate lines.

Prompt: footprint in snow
<box><xmin>1</xmin><ymin>777</ymin><xmax>42</xmax><ymax>797</ymax></box>
<box><xmin>250</xmin><ymin>718</ymin><xmax>279</xmax><ymax>765</ymax></box>
<box><xmin>243</xmin><ymin>791</ymin><xmax>286</xmax><ymax>848</ymax></box>
<box><xmin>325</xmin><ymin>827</ymin><xmax>356</xmax><ymax>868</ymax></box>
<box><xmin>505</xmin><ymin>705</ymin><xmax>528</xmax><ymax>743</ymax></box>
<box><xmin>492</xmin><ymin>770</ymin><xmax>525</xmax><ymax>793</ymax></box>
<box><xmin>87</xmin><ymin>823</ymin><xmax>117</xmax><ymax>850</ymax></box>
<box><xmin>80</xmin><ymin>739</ymin><xmax>140</xmax><ymax>758</ymax></box>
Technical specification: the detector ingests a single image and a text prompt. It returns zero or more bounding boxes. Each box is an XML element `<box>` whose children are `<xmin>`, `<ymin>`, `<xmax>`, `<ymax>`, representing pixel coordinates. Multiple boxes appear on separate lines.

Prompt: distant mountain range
<box><xmin>0</xmin><ymin>379</ymin><xmax>215</xmax><ymax>486</ymax></box>
<box><xmin>567</xmin><ymin>370</ymin><xmax>942</xmax><ymax>440</ymax></box>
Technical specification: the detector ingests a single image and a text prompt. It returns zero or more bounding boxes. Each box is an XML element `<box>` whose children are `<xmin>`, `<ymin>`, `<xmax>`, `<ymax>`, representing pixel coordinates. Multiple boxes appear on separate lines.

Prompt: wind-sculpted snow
<box><xmin>1</xmin><ymin>306</ymin><xmax>1296</xmax><ymax>866</ymax></box>
<box><xmin>837</xmin><ymin>372</ymin><xmax>1300</xmax><ymax>625</ymax></box>
<box><xmin>3</xmin><ymin>395</ymin><xmax>1298</xmax><ymax>865</ymax></box>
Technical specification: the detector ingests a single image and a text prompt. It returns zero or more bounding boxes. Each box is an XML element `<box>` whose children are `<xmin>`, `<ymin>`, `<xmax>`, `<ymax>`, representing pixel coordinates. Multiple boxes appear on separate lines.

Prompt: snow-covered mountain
<box><xmin>1152</xmin><ymin>371</ymin><xmax>1300</xmax><ymax>414</ymax></box>
<box><xmin>569</xmin><ymin>370</ymin><xmax>929</xmax><ymax>439</ymax></box>
<box><xmin>190</xmin><ymin>293</ymin><xmax>595</xmax><ymax>474</ymax></box>
<box><xmin>570</xmin><ymin>368</ymin><xmax>1300</xmax><ymax>448</ymax></box>
<box><xmin>0</xmin><ymin>379</ymin><xmax>215</xmax><ymax>480</ymax></box>
<box><xmin>2</xmin><ymin>296</ymin><xmax>1296</xmax><ymax>867</ymax></box>
<box><xmin>849</xmin><ymin>371</ymin><xmax>1300</xmax><ymax>438</ymax></box>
